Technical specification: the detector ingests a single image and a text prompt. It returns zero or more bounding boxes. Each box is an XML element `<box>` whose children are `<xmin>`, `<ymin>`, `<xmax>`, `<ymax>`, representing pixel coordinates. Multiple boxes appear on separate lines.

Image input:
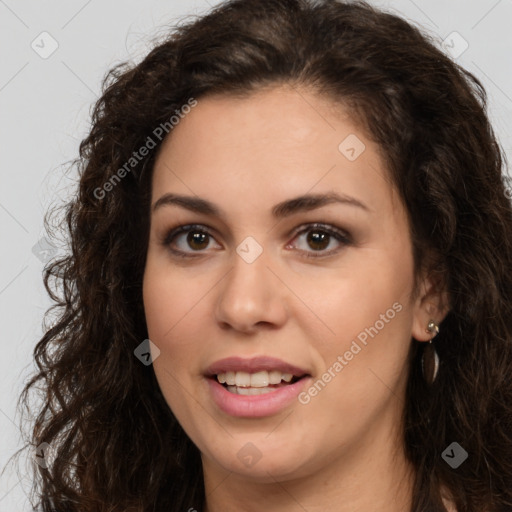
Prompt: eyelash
<box><xmin>161</xmin><ymin>222</ymin><xmax>352</xmax><ymax>260</ymax></box>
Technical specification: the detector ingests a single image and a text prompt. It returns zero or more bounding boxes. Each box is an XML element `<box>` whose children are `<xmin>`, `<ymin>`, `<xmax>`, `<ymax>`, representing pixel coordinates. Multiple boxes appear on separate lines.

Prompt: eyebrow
<box><xmin>152</xmin><ymin>191</ymin><xmax>370</xmax><ymax>218</ymax></box>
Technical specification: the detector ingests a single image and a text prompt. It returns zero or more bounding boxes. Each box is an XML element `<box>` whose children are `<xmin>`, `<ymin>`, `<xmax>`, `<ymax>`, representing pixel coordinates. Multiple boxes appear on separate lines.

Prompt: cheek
<box><xmin>142</xmin><ymin>260</ymin><xmax>211</xmax><ymax>375</ymax></box>
<box><xmin>143</xmin><ymin>265</ymin><xmax>186</xmax><ymax>390</ymax></box>
<box><xmin>143</xmin><ymin>264</ymin><xmax>202</xmax><ymax>416</ymax></box>
<box><xmin>143</xmin><ymin>258</ymin><xmax>197</xmax><ymax>342</ymax></box>
<box><xmin>300</xmin><ymin>250</ymin><xmax>412</xmax><ymax>336</ymax></box>
<box><xmin>304</xmin><ymin>249</ymin><xmax>415</xmax><ymax>390</ymax></box>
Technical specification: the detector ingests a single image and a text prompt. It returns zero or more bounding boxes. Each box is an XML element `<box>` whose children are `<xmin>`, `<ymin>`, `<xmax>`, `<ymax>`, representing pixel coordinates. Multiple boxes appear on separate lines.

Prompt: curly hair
<box><xmin>9</xmin><ymin>0</ymin><xmax>512</xmax><ymax>510</ymax></box>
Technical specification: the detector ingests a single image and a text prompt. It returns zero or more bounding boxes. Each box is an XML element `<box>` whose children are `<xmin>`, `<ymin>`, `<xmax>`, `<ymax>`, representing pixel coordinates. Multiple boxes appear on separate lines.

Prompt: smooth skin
<box><xmin>142</xmin><ymin>84</ymin><xmax>450</xmax><ymax>512</ymax></box>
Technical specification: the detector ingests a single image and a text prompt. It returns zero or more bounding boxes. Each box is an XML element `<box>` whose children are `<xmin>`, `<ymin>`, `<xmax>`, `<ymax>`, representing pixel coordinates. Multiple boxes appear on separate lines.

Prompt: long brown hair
<box><xmin>10</xmin><ymin>0</ymin><xmax>512</xmax><ymax>510</ymax></box>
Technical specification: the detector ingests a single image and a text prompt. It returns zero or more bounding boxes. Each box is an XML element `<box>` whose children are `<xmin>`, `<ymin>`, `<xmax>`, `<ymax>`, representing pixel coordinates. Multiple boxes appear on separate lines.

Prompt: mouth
<box><xmin>204</xmin><ymin>355</ymin><xmax>312</xmax><ymax>395</ymax></box>
<box><xmin>207</xmin><ymin>370</ymin><xmax>308</xmax><ymax>395</ymax></box>
<box><xmin>203</xmin><ymin>356</ymin><xmax>312</xmax><ymax>416</ymax></box>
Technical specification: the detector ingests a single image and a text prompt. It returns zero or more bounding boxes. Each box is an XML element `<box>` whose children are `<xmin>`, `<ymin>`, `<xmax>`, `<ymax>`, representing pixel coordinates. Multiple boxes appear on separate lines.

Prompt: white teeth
<box><xmin>268</xmin><ymin>370</ymin><xmax>282</xmax><ymax>384</ymax></box>
<box><xmin>235</xmin><ymin>372</ymin><xmax>251</xmax><ymax>387</ymax></box>
<box><xmin>215</xmin><ymin>370</ymin><xmax>297</xmax><ymax>387</ymax></box>
<box><xmin>251</xmin><ymin>371</ymin><xmax>269</xmax><ymax>387</ymax></box>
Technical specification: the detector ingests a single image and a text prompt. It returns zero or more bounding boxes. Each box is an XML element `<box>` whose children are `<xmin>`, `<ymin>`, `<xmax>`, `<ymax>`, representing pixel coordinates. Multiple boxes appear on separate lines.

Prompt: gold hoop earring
<box><xmin>421</xmin><ymin>320</ymin><xmax>440</xmax><ymax>385</ymax></box>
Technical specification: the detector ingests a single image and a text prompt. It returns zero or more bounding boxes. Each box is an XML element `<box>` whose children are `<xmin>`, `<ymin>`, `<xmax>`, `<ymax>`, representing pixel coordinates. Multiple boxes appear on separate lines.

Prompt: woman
<box><xmin>15</xmin><ymin>0</ymin><xmax>512</xmax><ymax>510</ymax></box>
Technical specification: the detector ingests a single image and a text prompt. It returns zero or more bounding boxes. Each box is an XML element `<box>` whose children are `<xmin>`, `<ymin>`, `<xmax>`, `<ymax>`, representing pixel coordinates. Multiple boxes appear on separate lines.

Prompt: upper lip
<box><xmin>205</xmin><ymin>356</ymin><xmax>311</xmax><ymax>378</ymax></box>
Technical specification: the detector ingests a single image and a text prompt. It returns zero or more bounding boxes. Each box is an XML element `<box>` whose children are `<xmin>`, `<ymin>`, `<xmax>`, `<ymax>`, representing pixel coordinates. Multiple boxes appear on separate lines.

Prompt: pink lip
<box><xmin>204</xmin><ymin>356</ymin><xmax>310</xmax><ymax>377</ymax></box>
<box><xmin>206</xmin><ymin>376</ymin><xmax>312</xmax><ymax>417</ymax></box>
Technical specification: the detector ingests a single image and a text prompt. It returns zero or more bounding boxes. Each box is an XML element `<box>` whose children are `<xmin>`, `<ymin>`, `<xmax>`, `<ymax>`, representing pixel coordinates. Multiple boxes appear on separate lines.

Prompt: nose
<box><xmin>214</xmin><ymin>248</ymin><xmax>288</xmax><ymax>334</ymax></box>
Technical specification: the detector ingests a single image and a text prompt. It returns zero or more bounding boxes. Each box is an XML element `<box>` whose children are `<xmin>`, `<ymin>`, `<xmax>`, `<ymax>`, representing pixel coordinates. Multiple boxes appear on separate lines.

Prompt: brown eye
<box><xmin>305</xmin><ymin>230</ymin><xmax>330</xmax><ymax>251</ymax></box>
<box><xmin>162</xmin><ymin>222</ymin><xmax>351</xmax><ymax>260</ymax></box>
<box><xmin>186</xmin><ymin>231</ymin><xmax>210</xmax><ymax>250</ymax></box>
<box><xmin>288</xmin><ymin>223</ymin><xmax>352</xmax><ymax>259</ymax></box>
<box><xmin>162</xmin><ymin>224</ymin><xmax>220</xmax><ymax>257</ymax></box>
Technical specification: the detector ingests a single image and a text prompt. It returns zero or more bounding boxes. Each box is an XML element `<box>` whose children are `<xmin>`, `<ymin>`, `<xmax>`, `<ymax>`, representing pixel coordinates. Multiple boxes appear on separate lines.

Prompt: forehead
<box><xmin>158</xmin><ymin>85</ymin><xmax>353</xmax><ymax>162</ymax></box>
<box><xmin>151</xmin><ymin>85</ymin><xmax>398</xmax><ymax>218</ymax></box>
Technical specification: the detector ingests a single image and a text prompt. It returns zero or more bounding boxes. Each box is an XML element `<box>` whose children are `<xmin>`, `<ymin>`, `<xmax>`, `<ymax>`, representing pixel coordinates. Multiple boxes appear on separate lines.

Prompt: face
<box><xmin>142</xmin><ymin>85</ymin><xmax>435</xmax><ymax>483</ymax></box>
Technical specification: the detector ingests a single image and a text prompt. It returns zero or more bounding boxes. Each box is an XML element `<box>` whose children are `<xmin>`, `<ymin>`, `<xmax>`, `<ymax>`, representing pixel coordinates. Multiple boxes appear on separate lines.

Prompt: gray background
<box><xmin>1</xmin><ymin>0</ymin><xmax>511</xmax><ymax>509</ymax></box>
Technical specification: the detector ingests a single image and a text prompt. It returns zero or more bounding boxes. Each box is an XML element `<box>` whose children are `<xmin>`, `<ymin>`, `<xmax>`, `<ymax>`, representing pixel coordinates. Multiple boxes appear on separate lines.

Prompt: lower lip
<box><xmin>206</xmin><ymin>376</ymin><xmax>311</xmax><ymax>417</ymax></box>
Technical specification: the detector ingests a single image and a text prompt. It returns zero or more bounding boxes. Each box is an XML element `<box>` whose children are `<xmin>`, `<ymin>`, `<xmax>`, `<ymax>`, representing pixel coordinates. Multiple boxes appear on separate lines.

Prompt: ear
<box><xmin>411</xmin><ymin>268</ymin><xmax>450</xmax><ymax>342</ymax></box>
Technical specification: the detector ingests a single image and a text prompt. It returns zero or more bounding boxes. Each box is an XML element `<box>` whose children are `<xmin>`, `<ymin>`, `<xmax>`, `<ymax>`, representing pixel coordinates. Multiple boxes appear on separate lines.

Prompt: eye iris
<box><xmin>307</xmin><ymin>231</ymin><xmax>329</xmax><ymax>250</ymax></box>
<box><xmin>181</xmin><ymin>228</ymin><xmax>334</xmax><ymax>252</ymax></box>
<box><xmin>187</xmin><ymin>231</ymin><xmax>209</xmax><ymax>250</ymax></box>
